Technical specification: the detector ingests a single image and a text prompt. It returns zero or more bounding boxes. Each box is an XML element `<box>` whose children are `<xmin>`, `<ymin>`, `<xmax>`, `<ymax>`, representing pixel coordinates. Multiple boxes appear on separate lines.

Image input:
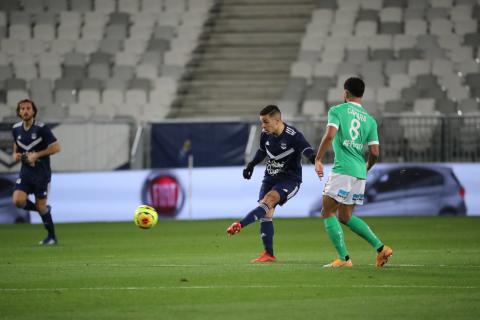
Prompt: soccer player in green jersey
<box><xmin>314</xmin><ymin>77</ymin><xmax>393</xmax><ymax>268</ymax></box>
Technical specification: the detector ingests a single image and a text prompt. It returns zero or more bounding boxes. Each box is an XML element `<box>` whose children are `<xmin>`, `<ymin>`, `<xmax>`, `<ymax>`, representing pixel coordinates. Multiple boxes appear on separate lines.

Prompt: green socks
<box><xmin>346</xmin><ymin>215</ymin><xmax>383</xmax><ymax>251</ymax></box>
<box><xmin>323</xmin><ymin>216</ymin><xmax>349</xmax><ymax>260</ymax></box>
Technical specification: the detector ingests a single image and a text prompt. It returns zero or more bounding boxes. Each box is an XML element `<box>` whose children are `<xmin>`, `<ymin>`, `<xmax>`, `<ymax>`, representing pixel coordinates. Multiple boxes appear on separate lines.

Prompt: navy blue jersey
<box><xmin>12</xmin><ymin>121</ymin><xmax>57</xmax><ymax>180</ymax></box>
<box><xmin>259</xmin><ymin>124</ymin><xmax>313</xmax><ymax>183</ymax></box>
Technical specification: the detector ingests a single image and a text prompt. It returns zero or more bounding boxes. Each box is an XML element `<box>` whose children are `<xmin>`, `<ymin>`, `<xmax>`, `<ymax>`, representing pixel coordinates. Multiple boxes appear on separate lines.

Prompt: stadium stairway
<box><xmin>171</xmin><ymin>0</ymin><xmax>316</xmax><ymax>119</ymax></box>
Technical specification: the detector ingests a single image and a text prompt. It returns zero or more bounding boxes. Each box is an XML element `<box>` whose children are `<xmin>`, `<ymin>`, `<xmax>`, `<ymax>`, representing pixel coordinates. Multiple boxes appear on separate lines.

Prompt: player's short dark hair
<box><xmin>16</xmin><ymin>99</ymin><xmax>37</xmax><ymax>118</ymax></box>
<box><xmin>344</xmin><ymin>77</ymin><xmax>365</xmax><ymax>98</ymax></box>
<box><xmin>259</xmin><ymin>105</ymin><xmax>281</xmax><ymax>117</ymax></box>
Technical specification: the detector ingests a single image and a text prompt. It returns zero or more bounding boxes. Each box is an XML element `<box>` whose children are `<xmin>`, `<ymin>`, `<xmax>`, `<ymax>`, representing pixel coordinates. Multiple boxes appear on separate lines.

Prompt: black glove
<box><xmin>308</xmin><ymin>154</ymin><xmax>316</xmax><ymax>165</ymax></box>
<box><xmin>21</xmin><ymin>153</ymin><xmax>29</xmax><ymax>165</ymax></box>
<box><xmin>243</xmin><ymin>163</ymin><xmax>254</xmax><ymax>179</ymax></box>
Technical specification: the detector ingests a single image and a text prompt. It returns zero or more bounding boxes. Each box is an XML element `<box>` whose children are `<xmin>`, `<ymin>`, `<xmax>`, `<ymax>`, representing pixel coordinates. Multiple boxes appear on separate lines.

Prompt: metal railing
<box><xmin>249</xmin><ymin>114</ymin><xmax>480</xmax><ymax>163</ymax></box>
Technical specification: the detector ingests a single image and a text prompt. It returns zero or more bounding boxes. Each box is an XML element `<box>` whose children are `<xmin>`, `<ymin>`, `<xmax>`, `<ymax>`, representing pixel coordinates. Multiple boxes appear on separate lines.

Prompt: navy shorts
<box><xmin>14</xmin><ymin>175</ymin><xmax>50</xmax><ymax>199</ymax></box>
<box><xmin>258</xmin><ymin>179</ymin><xmax>301</xmax><ymax>206</ymax></box>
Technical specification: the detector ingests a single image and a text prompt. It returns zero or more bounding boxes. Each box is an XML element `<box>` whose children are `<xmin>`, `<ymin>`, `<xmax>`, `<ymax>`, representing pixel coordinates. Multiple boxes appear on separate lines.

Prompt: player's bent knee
<box><xmin>338</xmin><ymin>216</ymin><xmax>350</xmax><ymax>224</ymax></box>
<box><xmin>321</xmin><ymin>209</ymin><xmax>336</xmax><ymax>218</ymax></box>
<box><xmin>262</xmin><ymin>193</ymin><xmax>280</xmax><ymax>208</ymax></box>
<box><xmin>12</xmin><ymin>198</ymin><xmax>25</xmax><ymax>208</ymax></box>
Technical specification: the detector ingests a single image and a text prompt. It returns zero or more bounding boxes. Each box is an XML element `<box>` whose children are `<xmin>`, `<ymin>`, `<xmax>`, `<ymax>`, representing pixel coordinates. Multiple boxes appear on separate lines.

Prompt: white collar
<box><xmin>348</xmin><ymin>101</ymin><xmax>362</xmax><ymax>108</ymax></box>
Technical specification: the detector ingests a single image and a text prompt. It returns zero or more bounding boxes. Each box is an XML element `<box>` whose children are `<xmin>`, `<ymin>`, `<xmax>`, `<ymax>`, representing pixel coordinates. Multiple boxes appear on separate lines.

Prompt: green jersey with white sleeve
<box><xmin>327</xmin><ymin>101</ymin><xmax>379</xmax><ymax>179</ymax></box>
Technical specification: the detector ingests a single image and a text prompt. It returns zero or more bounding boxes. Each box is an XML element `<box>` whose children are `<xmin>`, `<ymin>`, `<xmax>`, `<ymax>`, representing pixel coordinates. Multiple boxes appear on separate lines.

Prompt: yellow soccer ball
<box><xmin>134</xmin><ymin>205</ymin><xmax>158</xmax><ymax>229</ymax></box>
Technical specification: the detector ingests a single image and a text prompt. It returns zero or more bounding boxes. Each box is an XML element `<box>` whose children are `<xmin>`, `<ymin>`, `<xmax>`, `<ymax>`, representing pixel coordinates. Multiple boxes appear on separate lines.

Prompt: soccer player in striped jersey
<box><xmin>227</xmin><ymin>105</ymin><xmax>316</xmax><ymax>263</ymax></box>
<box><xmin>12</xmin><ymin>99</ymin><xmax>61</xmax><ymax>245</ymax></box>
<box><xmin>315</xmin><ymin>77</ymin><xmax>393</xmax><ymax>268</ymax></box>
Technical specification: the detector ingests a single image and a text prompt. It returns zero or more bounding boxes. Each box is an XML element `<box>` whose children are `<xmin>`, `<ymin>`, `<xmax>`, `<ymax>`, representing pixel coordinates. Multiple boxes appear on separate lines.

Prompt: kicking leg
<box><xmin>226</xmin><ymin>202</ymin><xmax>269</xmax><ymax>235</ymax></box>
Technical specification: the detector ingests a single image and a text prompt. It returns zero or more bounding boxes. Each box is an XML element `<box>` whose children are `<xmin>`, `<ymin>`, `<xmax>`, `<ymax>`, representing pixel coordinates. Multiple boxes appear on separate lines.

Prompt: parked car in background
<box><xmin>0</xmin><ymin>175</ymin><xmax>30</xmax><ymax>223</ymax></box>
<box><xmin>309</xmin><ymin>164</ymin><xmax>467</xmax><ymax>216</ymax></box>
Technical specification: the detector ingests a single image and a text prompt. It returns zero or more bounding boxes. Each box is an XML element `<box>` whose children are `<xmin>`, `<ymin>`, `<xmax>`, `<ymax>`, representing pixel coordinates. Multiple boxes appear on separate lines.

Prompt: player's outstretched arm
<box><xmin>366</xmin><ymin>144</ymin><xmax>379</xmax><ymax>172</ymax></box>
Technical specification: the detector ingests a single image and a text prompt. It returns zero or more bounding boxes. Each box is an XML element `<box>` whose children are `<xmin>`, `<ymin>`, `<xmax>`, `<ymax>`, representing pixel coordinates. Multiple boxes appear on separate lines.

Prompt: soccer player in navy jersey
<box><xmin>227</xmin><ymin>105</ymin><xmax>316</xmax><ymax>263</ymax></box>
<box><xmin>11</xmin><ymin>99</ymin><xmax>61</xmax><ymax>245</ymax></box>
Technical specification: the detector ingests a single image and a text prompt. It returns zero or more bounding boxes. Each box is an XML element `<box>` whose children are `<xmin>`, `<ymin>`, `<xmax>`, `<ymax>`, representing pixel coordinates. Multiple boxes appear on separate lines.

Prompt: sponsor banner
<box><xmin>0</xmin><ymin>163</ymin><xmax>478</xmax><ymax>224</ymax></box>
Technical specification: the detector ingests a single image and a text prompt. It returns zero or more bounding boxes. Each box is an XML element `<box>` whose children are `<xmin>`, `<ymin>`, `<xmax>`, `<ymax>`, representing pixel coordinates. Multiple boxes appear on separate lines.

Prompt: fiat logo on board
<box><xmin>142</xmin><ymin>173</ymin><xmax>185</xmax><ymax>217</ymax></box>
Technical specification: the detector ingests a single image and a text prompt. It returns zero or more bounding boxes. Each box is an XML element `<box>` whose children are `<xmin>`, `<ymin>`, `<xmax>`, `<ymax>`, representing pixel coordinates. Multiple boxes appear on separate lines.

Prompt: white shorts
<box><xmin>323</xmin><ymin>173</ymin><xmax>366</xmax><ymax>205</ymax></box>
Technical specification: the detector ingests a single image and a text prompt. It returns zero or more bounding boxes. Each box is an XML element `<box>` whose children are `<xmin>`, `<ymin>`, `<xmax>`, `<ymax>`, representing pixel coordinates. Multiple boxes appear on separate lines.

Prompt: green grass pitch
<box><xmin>1</xmin><ymin>217</ymin><xmax>479</xmax><ymax>320</ymax></box>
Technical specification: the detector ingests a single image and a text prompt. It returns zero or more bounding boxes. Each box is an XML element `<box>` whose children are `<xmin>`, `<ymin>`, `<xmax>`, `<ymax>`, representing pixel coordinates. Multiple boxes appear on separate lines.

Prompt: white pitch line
<box><xmin>0</xmin><ymin>284</ymin><xmax>477</xmax><ymax>292</ymax></box>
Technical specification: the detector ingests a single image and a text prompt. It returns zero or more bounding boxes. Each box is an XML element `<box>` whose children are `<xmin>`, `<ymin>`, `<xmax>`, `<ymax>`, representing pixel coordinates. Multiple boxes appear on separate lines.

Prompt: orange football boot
<box><xmin>323</xmin><ymin>259</ymin><xmax>353</xmax><ymax>268</ymax></box>
<box><xmin>226</xmin><ymin>221</ymin><xmax>242</xmax><ymax>235</ymax></box>
<box><xmin>251</xmin><ymin>251</ymin><xmax>276</xmax><ymax>263</ymax></box>
<box><xmin>376</xmin><ymin>245</ymin><xmax>393</xmax><ymax>267</ymax></box>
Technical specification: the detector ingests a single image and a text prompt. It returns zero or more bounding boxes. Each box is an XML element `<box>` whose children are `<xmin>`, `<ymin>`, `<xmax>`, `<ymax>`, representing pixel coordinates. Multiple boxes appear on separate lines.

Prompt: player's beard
<box><xmin>21</xmin><ymin>113</ymin><xmax>34</xmax><ymax>123</ymax></box>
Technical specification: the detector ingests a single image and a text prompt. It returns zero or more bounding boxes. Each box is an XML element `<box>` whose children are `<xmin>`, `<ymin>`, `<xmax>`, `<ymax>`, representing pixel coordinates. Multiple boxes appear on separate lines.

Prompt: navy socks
<box><xmin>22</xmin><ymin>199</ymin><xmax>36</xmax><ymax>211</ymax></box>
<box><xmin>240</xmin><ymin>203</ymin><xmax>269</xmax><ymax>227</ymax></box>
<box><xmin>260</xmin><ymin>218</ymin><xmax>274</xmax><ymax>256</ymax></box>
<box><xmin>39</xmin><ymin>207</ymin><xmax>56</xmax><ymax>239</ymax></box>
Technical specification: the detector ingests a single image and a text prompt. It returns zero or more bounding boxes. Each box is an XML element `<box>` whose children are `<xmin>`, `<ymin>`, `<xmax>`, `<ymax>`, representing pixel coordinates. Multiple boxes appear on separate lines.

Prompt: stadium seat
<box><xmin>297</xmin><ymin>50</ymin><xmax>320</xmax><ymax>65</ymax></box>
<box><xmin>84</xmin><ymin>12</ymin><xmax>108</xmax><ymax>27</ymax></box>
<box><xmin>93</xmin><ymin>103</ymin><xmax>116</xmax><ymax>120</ymax></box>
<box><xmin>103</xmin><ymin>79</ymin><xmax>126</xmax><ymax>106</ymax></box>
<box><xmin>290</xmin><ymin>61</ymin><xmax>313</xmax><ymax>80</ymax></box>
<box><xmin>436</xmin><ymin>98</ymin><xmax>457</xmax><ymax>114</ymax></box>
<box><xmin>54</xmin><ymin>79</ymin><xmax>77</xmax><ymax>106</ymax></box>
<box><xmin>337</xmin><ymin>62</ymin><xmax>359</xmax><ymax>76</ymax></box>
<box><xmin>413</xmin><ymin>98</ymin><xmax>436</xmax><ymax>113</ymax></box>
<box><xmin>123</xmin><ymin>38</ymin><xmax>147</xmax><ymax>55</ymax></box>
<box><xmin>451</xmin><ymin>5</ymin><xmax>473</xmax><ymax>22</ymax></box>
<box><xmin>380</xmin><ymin>7</ymin><xmax>402</xmax><ymax>23</ymax></box>
<box><xmin>79</xmin><ymin>79</ymin><xmax>102</xmax><ymax>106</ymax></box>
<box><xmin>302</xmin><ymin>99</ymin><xmax>326</xmax><ymax>116</ymax></box>
<box><xmin>126</xmin><ymin>78</ymin><xmax>150</xmax><ymax>106</ymax></box>
<box><xmin>50</xmin><ymin>39</ymin><xmax>74</xmax><ymax>55</ymax></box>
<box><xmin>405</xmin><ymin>20</ymin><xmax>427</xmax><ymax>35</ymax></box>
<box><xmin>99</xmin><ymin>39</ymin><xmax>123</xmax><ymax>54</ymax></box>
<box><xmin>6</xmin><ymin>78</ymin><xmax>28</xmax><ymax>106</ymax></box>
<box><xmin>71</xmin><ymin>0</ymin><xmax>93</xmax><ymax>12</ymax></box>
<box><xmin>95</xmin><ymin>0</ymin><xmax>116</xmax><ymax>14</ymax></box>
<box><xmin>81</xmin><ymin>25</ymin><xmax>104</xmax><ymax>40</ymax></box>
<box><xmin>432</xmin><ymin>59</ymin><xmax>454</xmax><ymax>76</ymax></box>
<box><xmin>68</xmin><ymin>103</ymin><xmax>93</xmax><ymax>120</ymax></box>
<box><xmin>46</xmin><ymin>0</ymin><xmax>68</xmax><ymax>13</ymax></box>
<box><xmin>141</xmin><ymin>0</ymin><xmax>163</xmax><ymax>13</ymax></box>
<box><xmin>59</xmin><ymin>12</ymin><xmax>82</xmax><ymax>27</ymax></box>
<box><xmin>115</xmin><ymin>51</ymin><xmax>139</xmax><ymax>66</ymax></box>
<box><xmin>30</xmin><ymin>79</ymin><xmax>53</xmax><ymax>107</ymax></box>
<box><xmin>112</xmin><ymin>65</ymin><xmax>135</xmax><ymax>81</ymax></box>
<box><xmin>118</xmin><ymin>0</ymin><xmax>140</xmax><ymax>13</ymax></box>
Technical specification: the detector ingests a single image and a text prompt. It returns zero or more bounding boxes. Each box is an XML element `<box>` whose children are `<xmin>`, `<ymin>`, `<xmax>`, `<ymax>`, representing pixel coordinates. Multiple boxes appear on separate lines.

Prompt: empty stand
<box><xmin>0</xmin><ymin>0</ymin><xmax>214</xmax><ymax>121</ymax></box>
